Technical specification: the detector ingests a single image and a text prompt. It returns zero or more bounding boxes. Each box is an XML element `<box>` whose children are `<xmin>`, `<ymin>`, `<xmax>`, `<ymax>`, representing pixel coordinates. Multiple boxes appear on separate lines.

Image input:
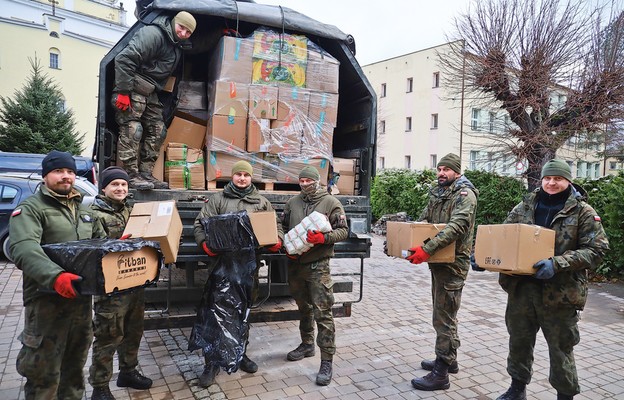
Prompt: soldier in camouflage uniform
<box><xmin>281</xmin><ymin>166</ymin><xmax>349</xmax><ymax>386</ymax></box>
<box><xmin>113</xmin><ymin>11</ymin><xmax>196</xmax><ymax>190</ymax></box>
<box><xmin>88</xmin><ymin>167</ymin><xmax>152</xmax><ymax>400</ymax></box>
<box><xmin>403</xmin><ymin>153</ymin><xmax>478</xmax><ymax>391</ymax></box>
<box><xmin>9</xmin><ymin>150</ymin><xmax>106</xmax><ymax>400</ymax></box>
<box><xmin>494</xmin><ymin>160</ymin><xmax>609</xmax><ymax>400</ymax></box>
<box><xmin>193</xmin><ymin>161</ymin><xmax>284</xmax><ymax>387</ymax></box>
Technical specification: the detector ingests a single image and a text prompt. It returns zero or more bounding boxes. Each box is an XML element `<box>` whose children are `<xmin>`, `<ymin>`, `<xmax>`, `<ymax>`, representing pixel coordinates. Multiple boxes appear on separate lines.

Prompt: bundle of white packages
<box><xmin>284</xmin><ymin>211</ymin><xmax>333</xmax><ymax>255</ymax></box>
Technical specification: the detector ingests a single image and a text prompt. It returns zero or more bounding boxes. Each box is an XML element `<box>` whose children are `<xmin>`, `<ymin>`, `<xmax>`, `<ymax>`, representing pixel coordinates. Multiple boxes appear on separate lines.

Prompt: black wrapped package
<box><xmin>200</xmin><ymin>211</ymin><xmax>258</xmax><ymax>252</ymax></box>
<box><xmin>188</xmin><ymin>211</ymin><xmax>258</xmax><ymax>373</ymax></box>
<box><xmin>188</xmin><ymin>249</ymin><xmax>257</xmax><ymax>372</ymax></box>
<box><xmin>42</xmin><ymin>238</ymin><xmax>163</xmax><ymax>295</ymax></box>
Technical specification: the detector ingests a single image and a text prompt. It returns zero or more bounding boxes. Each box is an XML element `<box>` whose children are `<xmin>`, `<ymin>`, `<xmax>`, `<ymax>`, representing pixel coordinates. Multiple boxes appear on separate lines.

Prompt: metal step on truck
<box><xmin>94</xmin><ymin>0</ymin><xmax>377</xmax><ymax>328</ymax></box>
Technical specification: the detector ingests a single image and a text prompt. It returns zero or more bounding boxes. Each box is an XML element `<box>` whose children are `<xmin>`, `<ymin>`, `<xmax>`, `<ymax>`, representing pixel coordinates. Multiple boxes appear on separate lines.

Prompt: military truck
<box><xmin>94</xmin><ymin>0</ymin><xmax>377</xmax><ymax>326</ymax></box>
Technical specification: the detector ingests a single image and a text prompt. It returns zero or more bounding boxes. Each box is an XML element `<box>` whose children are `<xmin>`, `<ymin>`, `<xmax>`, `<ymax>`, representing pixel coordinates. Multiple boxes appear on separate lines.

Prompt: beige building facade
<box><xmin>364</xmin><ymin>42</ymin><xmax>617</xmax><ymax>180</ymax></box>
<box><xmin>0</xmin><ymin>0</ymin><xmax>129</xmax><ymax>156</ymax></box>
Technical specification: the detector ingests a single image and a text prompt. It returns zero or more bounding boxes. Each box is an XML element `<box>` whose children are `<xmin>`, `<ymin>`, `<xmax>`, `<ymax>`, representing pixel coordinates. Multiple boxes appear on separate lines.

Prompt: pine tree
<box><xmin>0</xmin><ymin>57</ymin><xmax>84</xmax><ymax>154</ymax></box>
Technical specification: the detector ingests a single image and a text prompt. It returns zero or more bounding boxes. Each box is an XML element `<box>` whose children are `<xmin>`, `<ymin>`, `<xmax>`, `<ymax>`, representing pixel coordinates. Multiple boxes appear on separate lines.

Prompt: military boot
<box><xmin>287</xmin><ymin>343</ymin><xmax>315</xmax><ymax>361</ymax></box>
<box><xmin>421</xmin><ymin>358</ymin><xmax>459</xmax><ymax>374</ymax></box>
<box><xmin>116</xmin><ymin>369</ymin><xmax>152</xmax><ymax>390</ymax></box>
<box><xmin>316</xmin><ymin>360</ymin><xmax>333</xmax><ymax>386</ymax></box>
<box><xmin>557</xmin><ymin>394</ymin><xmax>574</xmax><ymax>400</ymax></box>
<box><xmin>91</xmin><ymin>385</ymin><xmax>115</xmax><ymax>400</ymax></box>
<box><xmin>411</xmin><ymin>358</ymin><xmax>450</xmax><ymax>391</ymax></box>
<box><xmin>140</xmin><ymin>172</ymin><xmax>169</xmax><ymax>189</ymax></box>
<box><xmin>198</xmin><ymin>364</ymin><xmax>219</xmax><ymax>388</ymax></box>
<box><xmin>496</xmin><ymin>379</ymin><xmax>527</xmax><ymax>400</ymax></box>
<box><xmin>128</xmin><ymin>173</ymin><xmax>154</xmax><ymax>190</ymax></box>
<box><xmin>240</xmin><ymin>353</ymin><xmax>258</xmax><ymax>373</ymax></box>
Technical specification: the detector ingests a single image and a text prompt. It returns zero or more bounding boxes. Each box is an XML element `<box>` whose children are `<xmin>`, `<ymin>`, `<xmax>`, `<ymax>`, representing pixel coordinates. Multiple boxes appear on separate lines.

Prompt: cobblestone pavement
<box><xmin>1</xmin><ymin>234</ymin><xmax>624</xmax><ymax>399</ymax></box>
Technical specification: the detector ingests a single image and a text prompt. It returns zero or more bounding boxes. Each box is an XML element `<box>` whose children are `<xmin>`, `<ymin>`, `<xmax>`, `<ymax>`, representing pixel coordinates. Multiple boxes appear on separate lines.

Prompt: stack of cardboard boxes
<box><xmin>156</xmin><ymin>28</ymin><xmax>348</xmax><ymax>189</ymax></box>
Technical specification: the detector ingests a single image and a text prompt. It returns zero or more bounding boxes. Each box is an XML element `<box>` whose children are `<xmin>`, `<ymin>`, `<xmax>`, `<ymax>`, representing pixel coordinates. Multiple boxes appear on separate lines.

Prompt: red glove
<box><xmin>267</xmin><ymin>240</ymin><xmax>282</xmax><ymax>253</ymax></box>
<box><xmin>306</xmin><ymin>230</ymin><xmax>325</xmax><ymax>245</ymax></box>
<box><xmin>53</xmin><ymin>272</ymin><xmax>82</xmax><ymax>299</ymax></box>
<box><xmin>286</xmin><ymin>253</ymin><xmax>298</xmax><ymax>260</ymax></box>
<box><xmin>406</xmin><ymin>246</ymin><xmax>430</xmax><ymax>265</ymax></box>
<box><xmin>119</xmin><ymin>233</ymin><xmax>132</xmax><ymax>240</ymax></box>
<box><xmin>202</xmin><ymin>242</ymin><xmax>218</xmax><ymax>257</ymax></box>
<box><xmin>115</xmin><ymin>93</ymin><xmax>131</xmax><ymax>111</ymax></box>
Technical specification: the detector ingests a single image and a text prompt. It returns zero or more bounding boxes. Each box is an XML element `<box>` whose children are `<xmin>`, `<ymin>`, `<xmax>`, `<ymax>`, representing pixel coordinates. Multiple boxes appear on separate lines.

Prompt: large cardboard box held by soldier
<box><xmin>248</xmin><ymin>211</ymin><xmax>279</xmax><ymax>246</ymax></box>
<box><xmin>122</xmin><ymin>201</ymin><xmax>183</xmax><ymax>264</ymax></box>
<box><xmin>386</xmin><ymin>222</ymin><xmax>456</xmax><ymax>263</ymax></box>
<box><xmin>474</xmin><ymin>224</ymin><xmax>555</xmax><ymax>275</ymax></box>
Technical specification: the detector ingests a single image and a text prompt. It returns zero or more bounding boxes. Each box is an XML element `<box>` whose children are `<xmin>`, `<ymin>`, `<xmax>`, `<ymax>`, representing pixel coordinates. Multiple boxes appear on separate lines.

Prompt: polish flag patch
<box><xmin>460</xmin><ymin>191</ymin><xmax>468</xmax><ymax>196</ymax></box>
<box><xmin>11</xmin><ymin>209</ymin><xmax>21</xmax><ymax>217</ymax></box>
<box><xmin>594</xmin><ymin>215</ymin><xmax>601</xmax><ymax>221</ymax></box>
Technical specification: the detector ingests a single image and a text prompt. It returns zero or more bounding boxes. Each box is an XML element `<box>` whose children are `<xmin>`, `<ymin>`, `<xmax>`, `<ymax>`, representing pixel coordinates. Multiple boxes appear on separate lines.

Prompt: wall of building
<box><xmin>0</xmin><ymin>0</ymin><xmax>128</xmax><ymax>156</ymax></box>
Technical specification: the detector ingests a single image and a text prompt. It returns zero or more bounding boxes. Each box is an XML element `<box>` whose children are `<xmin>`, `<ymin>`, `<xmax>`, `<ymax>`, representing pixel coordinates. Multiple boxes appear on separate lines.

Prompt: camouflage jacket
<box><xmin>90</xmin><ymin>195</ymin><xmax>132</xmax><ymax>239</ymax></box>
<box><xmin>282</xmin><ymin>188</ymin><xmax>349</xmax><ymax>264</ymax></box>
<box><xmin>499</xmin><ymin>184</ymin><xmax>609</xmax><ymax>309</ymax></box>
<box><xmin>418</xmin><ymin>175</ymin><xmax>479</xmax><ymax>279</ymax></box>
<box><xmin>9</xmin><ymin>186</ymin><xmax>105</xmax><ymax>305</ymax></box>
<box><xmin>193</xmin><ymin>184</ymin><xmax>284</xmax><ymax>247</ymax></box>
<box><xmin>114</xmin><ymin>15</ymin><xmax>183</xmax><ymax>94</ymax></box>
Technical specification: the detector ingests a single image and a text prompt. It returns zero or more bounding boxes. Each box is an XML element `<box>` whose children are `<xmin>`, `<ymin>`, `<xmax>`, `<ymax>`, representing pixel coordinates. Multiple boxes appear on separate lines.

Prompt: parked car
<box><xmin>0</xmin><ymin>151</ymin><xmax>97</xmax><ymax>185</ymax></box>
<box><xmin>0</xmin><ymin>172</ymin><xmax>98</xmax><ymax>261</ymax></box>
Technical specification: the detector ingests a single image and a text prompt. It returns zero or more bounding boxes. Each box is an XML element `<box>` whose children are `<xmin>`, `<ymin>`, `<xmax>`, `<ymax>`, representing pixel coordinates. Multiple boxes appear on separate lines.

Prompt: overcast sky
<box><xmin>126</xmin><ymin>0</ymin><xmax>470</xmax><ymax>66</ymax></box>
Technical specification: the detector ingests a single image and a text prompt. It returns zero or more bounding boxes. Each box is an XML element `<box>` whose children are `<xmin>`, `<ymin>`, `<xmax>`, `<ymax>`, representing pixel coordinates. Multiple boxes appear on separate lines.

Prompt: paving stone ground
<box><xmin>1</xmin><ymin>234</ymin><xmax>623</xmax><ymax>399</ymax></box>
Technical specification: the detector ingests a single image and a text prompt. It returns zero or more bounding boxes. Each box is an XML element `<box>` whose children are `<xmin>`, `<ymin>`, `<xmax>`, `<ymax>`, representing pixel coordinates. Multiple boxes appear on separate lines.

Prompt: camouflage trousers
<box><xmin>430</xmin><ymin>265</ymin><xmax>465</xmax><ymax>365</ymax></box>
<box><xmin>89</xmin><ymin>288</ymin><xmax>146</xmax><ymax>388</ymax></box>
<box><xmin>112</xmin><ymin>91</ymin><xmax>166</xmax><ymax>175</ymax></box>
<box><xmin>16</xmin><ymin>295</ymin><xmax>93</xmax><ymax>400</ymax></box>
<box><xmin>505</xmin><ymin>279</ymin><xmax>581</xmax><ymax>396</ymax></box>
<box><xmin>288</xmin><ymin>258</ymin><xmax>336</xmax><ymax>360</ymax></box>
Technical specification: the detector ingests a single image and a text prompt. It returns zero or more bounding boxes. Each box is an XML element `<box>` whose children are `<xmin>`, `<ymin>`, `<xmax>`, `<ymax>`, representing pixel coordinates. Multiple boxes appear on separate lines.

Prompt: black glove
<box><xmin>471</xmin><ymin>253</ymin><xmax>485</xmax><ymax>271</ymax></box>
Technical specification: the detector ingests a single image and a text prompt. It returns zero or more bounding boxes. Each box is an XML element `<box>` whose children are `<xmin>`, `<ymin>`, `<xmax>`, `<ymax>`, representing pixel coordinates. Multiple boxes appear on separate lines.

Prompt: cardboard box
<box><xmin>474</xmin><ymin>224</ymin><xmax>555</xmax><ymax>275</ymax></box>
<box><xmin>301</xmin><ymin>123</ymin><xmax>333</xmax><ymax>160</ymax></box>
<box><xmin>101</xmin><ymin>247</ymin><xmax>161</xmax><ymax>294</ymax></box>
<box><xmin>252</xmin><ymin>59</ymin><xmax>306</xmax><ymax>87</ymax></box>
<box><xmin>248</xmin><ymin>211</ymin><xmax>279</xmax><ymax>246</ymax></box>
<box><xmin>206</xmin><ymin>115</ymin><xmax>247</xmax><ymax>152</ymax></box>
<box><xmin>249</xmin><ymin>84</ymin><xmax>278</xmax><ymax>119</ymax></box>
<box><xmin>42</xmin><ymin>239</ymin><xmax>162</xmax><ymax>295</ymax></box>
<box><xmin>336</xmin><ymin>174</ymin><xmax>355</xmax><ymax>195</ymax></box>
<box><xmin>247</xmin><ymin>118</ymin><xmax>271</xmax><ymax>153</ymax></box>
<box><xmin>122</xmin><ymin>201</ymin><xmax>183</xmax><ymax>264</ymax></box>
<box><xmin>252</xmin><ymin>29</ymin><xmax>308</xmax><ymax>63</ymax></box>
<box><xmin>276</xmin><ymin>158</ymin><xmax>329</xmax><ymax>185</ymax></box>
<box><xmin>165</xmin><ymin>143</ymin><xmax>205</xmax><ymax>190</ymax></box>
<box><xmin>308</xmin><ymin>91</ymin><xmax>338</xmax><ymax>127</ymax></box>
<box><xmin>154</xmin><ymin>112</ymin><xmax>208</xmax><ymax>180</ymax></box>
<box><xmin>205</xmin><ymin>151</ymin><xmax>263</xmax><ymax>181</ymax></box>
<box><xmin>178</xmin><ymin>81</ymin><xmax>207</xmax><ymax>110</ymax></box>
<box><xmin>163</xmin><ymin>76</ymin><xmax>176</xmax><ymax>92</ymax></box>
<box><xmin>209</xmin><ymin>36</ymin><xmax>254</xmax><ymax>83</ymax></box>
<box><xmin>332</xmin><ymin>157</ymin><xmax>356</xmax><ymax>175</ymax></box>
<box><xmin>306</xmin><ymin>50</ymin><xmax>339</xmax><ymax>93</ymax></box>
<box><xmin>269</xmin><ymin>119</ymin><xmax>303</xmax><ymax>157</ymax></box>
<box><xmin>386</xmin><ymin>222</ymin><xmax>456</xmax><ymax>263</ymax></box>
<box><xmin>209</xmin><ymin>81</ymin><xmax>249</xmax><ymax>117</ymax></box>
<box><xmin>277</xmin><ymin>86</ymin><xmax>311</xmax><ymax>121</ymax></box>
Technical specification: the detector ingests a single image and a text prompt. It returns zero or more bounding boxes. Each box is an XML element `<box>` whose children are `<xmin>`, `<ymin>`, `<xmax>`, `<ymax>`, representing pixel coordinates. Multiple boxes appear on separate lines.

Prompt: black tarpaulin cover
<box><xmin>188</xmin><ymin>211</ymin><xmax>258</xmax><ymax>373</ymax></box>
<box><xmin>42</xmin><ymin>238</ymin><xmax>162</xmax><ymax>295</ymax></box>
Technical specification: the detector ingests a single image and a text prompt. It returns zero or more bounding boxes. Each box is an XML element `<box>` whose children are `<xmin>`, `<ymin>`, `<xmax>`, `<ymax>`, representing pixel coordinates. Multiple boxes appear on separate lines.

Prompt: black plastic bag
<box><xmin>188</xmin><ymin>211</ymin><xmax>258</xmax><ymax>372</ymax></box>
<box><xmin>42</xmin><ymin>238</ymin><xmax>162</xmax><ymax>295</ymax></box>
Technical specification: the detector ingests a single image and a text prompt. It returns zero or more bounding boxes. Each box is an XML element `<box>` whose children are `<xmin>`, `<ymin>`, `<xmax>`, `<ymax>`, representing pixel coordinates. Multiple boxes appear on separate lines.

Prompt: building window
<box><xmin>432</xmin><ymin>72</ymin><xmax>440</xmax><ymax>88</ymax></box>
<box><xmin>431</xmin><ymin>114</ymin><xmax>438</xmax><ymax>129</ymax></box>
<box><xmin>49</xmin><ymin>48</ymin><xmax>60</xmax><ymax>69</ymax></box>
<box><xmin>406</xmin><ymin>77</ymin><xmax>413</xmax><ymax>93</ymax></box>
<box><xmin>49</xmin><ymin>31</ymin><xmax>59</xmax><ymax>38</ymax></box>
<box><xmin>430</xmin><ymin>154</ymin><xmax>437</xmax><ymax>169</ymax></box>
<box><xmin>502</xmin><ymin>155</ymin><xmax>509</xmax><ymax>174</ymax></box>
<box><xmin>471</xmin><ymin>109</ymin><xmax>480</xmax><ymax>131</ymax></box>
<box><xmin>469</xmin><ymin>150</ymin><xmax>478</xmax><ymax>170</ymax></box>
<box><xmin>379</xmin><ymin>120</ymin><xmax>386</xmax><ymax>134</ymax></box>
<box><xmin>380</xmin><ymin>83</ymin><xmax>386</xmax><ymax>98</ymax></box>
<box><xmin>487</xmin><ymin>152</ymin><xmax>494</xmax><ymax>172</ymax></box>
<box><xmin>610</xmin><ymin>161</ymin><xmax>617</xmax><ymax>170</ymax></box>
<box><xmin>405</xmin><ymin>155</ymin><xmax>411</xmax><ymax>169</ymax></box>
<box><xmin>504</xmin><ymin>114</ymin><xmax>510</xmax><ymax>128</ymax></box>
<box><xmin>594</xmin><ymin>163</ymin><xmax>600</xmax><ymax>178</ymax></box>
<box><xmin>379</xmin><ymin>156</ymin><xmax>385</xmax><ymax>169</ymax></box>
<box><xmin>405</xmin><ymin>117</ymin><xmax>412</xmax><ymax>132</ymax></box>
<box><xmin>489</xmin><ymin>112</ymin><xmax>496</xmax><ymax>133</ymax></box>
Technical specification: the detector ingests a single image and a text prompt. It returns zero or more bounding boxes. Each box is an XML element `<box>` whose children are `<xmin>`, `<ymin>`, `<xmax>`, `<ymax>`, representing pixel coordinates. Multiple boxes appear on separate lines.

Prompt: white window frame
<box><xmin>471</xmin><ymin>109</ymin><xmax>480</xmax><ymax>131</ymax></box>
<box><xmin>405</xmin><ymin>117</ymin><xmax>412</xmax><ymax>132</ymax></box>
<box><xmin>405</xmin><ymin>155</ymin><xmax>411</xmax><ymax>169</ymax></box>
<box><xmin>431</xmin><ymin>114</ymin><xmax>438</xmax><ymax>129</ymax></box>
<box><xmin>406</xmin><ymin>77</ymin><xmax>413</xmax><ymax>93</ymax></box>
<box><xmin>380</xmin><ymin>83</ymin><xmax>386</xmax><ymax>98</ymax></box>
<box><xmin>432</xmin><ymin>72</ymin><xmax>440</xmax><ymax>88</ymax></box>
